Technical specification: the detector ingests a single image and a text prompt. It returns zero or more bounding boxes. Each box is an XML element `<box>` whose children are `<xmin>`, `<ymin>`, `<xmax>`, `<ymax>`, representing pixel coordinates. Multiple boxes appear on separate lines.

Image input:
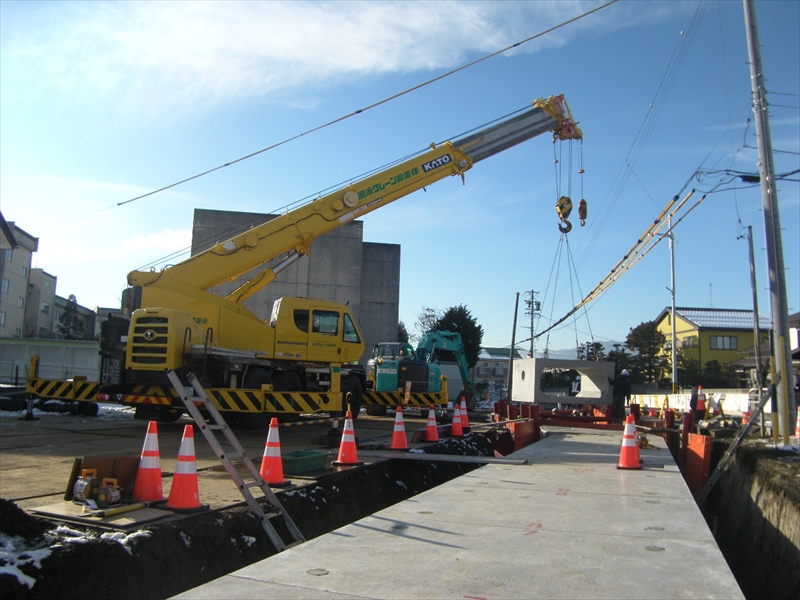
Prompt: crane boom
<box><xmin>128</xmin><ymin>95</ymin><xmax>580</xmax><ymax>305</ymax></box>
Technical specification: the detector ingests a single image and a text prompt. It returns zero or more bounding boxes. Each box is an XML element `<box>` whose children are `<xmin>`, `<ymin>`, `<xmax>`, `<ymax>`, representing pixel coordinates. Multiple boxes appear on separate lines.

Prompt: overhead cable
<box><xmin>114</xmin><ymin>0</ymin><xmax>619</xmax><ymax>209</ymax></box>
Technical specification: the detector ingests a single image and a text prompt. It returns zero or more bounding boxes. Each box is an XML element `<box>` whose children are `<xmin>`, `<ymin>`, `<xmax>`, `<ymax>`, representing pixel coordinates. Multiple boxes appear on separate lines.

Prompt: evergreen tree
<box><xmin>577</xmin><ymin>341</ymin><xmax>606</xmax><ymax>361</ymax></box>
<box><xmin>431</xmin><ymin>304</ymin><xmax>484</xmax><ymax>369</ymax></box>
<box><xmin>397</xmin><ymin>321</ymin><xmax>409</xmax><ymax>343</ymax></box>
<box><xmin>625</xmin><ymin>321</ymin><xmax>666</xmax><ymax>383</ymax></box>
<box><xmin>57</xmin><ymin>295</ymin><xmax>86</xmax><ymax>340</ymax></box>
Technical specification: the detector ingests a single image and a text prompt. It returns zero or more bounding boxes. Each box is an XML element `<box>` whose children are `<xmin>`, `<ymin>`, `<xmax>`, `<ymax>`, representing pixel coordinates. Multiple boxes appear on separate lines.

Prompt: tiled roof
<box><xmin>675</xmin><ymin>307</ymin><xmax>771</xmax><ymax>330</ymax></box>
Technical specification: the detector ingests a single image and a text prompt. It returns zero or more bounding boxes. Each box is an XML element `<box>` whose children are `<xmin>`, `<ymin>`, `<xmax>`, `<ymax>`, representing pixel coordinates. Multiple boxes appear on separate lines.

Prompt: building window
<box><xmin>710</xmin><ymin>336</ymin><xmax>738</xmax><ymax>350</ymax></box>
<box><xmin>0</xmin><ymin>311</ymin><xmax>5</xmax><ymax>326</ymax></box>
<box><xmin>41</xmin><ymin>301</ymin><xmax>50</xmax><ymax>315</ymax></box>
<box><xmin>1</xmin><ymin>278</ymin><xmax>8</xmax><ymax>294</ymax></box>
<box><xmin>45</xmin><ymin>279</ymin><xmax>50</xmax><ymax>288</ymax></box>
<box><xmin>21</xmin><ymin>266</ymin><xmax>28</xmax><ymax>277</ymax></box>
<box><xmin>17</xmin><ymin>297</ymin><xmax>24</xmax><ymax>308</ymax></box>
<box><xmin>3</xmin><ymin>249</ymin><xmax>11</xmax><ymax>261</ymax></box>
<box><xmin>15</xmin><ymin>327</ymin><xmax>21</xmax><ymax>337</ymax></box>
<box><xmin>39</xmin><ymin>327</ymin><xmax>49</xmax><ymax>338</ymax></box>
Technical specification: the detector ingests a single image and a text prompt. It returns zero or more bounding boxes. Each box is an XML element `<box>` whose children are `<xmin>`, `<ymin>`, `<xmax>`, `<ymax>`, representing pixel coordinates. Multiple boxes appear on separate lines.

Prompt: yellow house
<box><xmin>654</xmin><ymin>307</ymin><xmax>771</xmax><ymax>369</ymax></box>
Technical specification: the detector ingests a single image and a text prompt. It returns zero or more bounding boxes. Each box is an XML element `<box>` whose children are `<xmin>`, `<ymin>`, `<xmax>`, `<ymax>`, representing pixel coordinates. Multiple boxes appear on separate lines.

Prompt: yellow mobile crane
<box><xmin>32</xmin><ymin>95</ymin><xmax>581</xmax><ymax>428</ymax></box>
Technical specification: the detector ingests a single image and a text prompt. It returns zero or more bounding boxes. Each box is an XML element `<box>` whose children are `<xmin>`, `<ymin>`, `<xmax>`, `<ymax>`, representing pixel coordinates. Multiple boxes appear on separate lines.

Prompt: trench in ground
<box><xmin>1</xmin><ymin>431</ymin><xmax>508</xmax><ymax>600</ymax></box>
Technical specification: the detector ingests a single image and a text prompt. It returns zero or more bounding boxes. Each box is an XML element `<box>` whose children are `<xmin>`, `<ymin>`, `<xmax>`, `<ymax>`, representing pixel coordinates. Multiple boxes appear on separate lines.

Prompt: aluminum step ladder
<box><xmin>165</xmin><ymin>369</ymin><xmax>305</xmax><ymax>551</ymax></box>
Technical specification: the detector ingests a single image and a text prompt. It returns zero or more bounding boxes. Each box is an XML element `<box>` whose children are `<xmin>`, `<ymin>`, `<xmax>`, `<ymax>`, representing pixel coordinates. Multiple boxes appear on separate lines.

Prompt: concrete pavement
<box><xmin>175</xmin><ymin>426</ymin><xmax>743</xmax><ymax>599</ymax></box>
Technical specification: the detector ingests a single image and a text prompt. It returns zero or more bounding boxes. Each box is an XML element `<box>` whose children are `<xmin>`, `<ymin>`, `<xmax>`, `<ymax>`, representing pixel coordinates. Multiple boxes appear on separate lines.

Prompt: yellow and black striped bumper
<box><xmin>363</xmin><ymin>390</ymin><xmax>446</xmax><ymax>408</ymax></box>
<box><xmin>119</xmin><ymin>386</ymin><xmax>342</xmax><ymax>416</ymax></box>
<box><xmin>26</xmin><ymin>379</ymin><xmax>99</xmax><ymax>402</ymax></box>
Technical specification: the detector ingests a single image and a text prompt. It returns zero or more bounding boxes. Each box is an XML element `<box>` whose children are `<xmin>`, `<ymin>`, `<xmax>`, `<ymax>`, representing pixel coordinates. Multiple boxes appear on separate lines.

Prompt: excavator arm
<box><xmin>128</xmin><ymin>95</ymin><xmax>581</xmax><ymax>305</ymax></box>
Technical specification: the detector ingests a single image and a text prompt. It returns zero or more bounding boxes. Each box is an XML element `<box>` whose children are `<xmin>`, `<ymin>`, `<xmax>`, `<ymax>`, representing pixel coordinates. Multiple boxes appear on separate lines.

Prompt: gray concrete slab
<box><xmin>174</xmin><ymin>427</ymin><xmax>743</xmax><ymax>599</ymax></box>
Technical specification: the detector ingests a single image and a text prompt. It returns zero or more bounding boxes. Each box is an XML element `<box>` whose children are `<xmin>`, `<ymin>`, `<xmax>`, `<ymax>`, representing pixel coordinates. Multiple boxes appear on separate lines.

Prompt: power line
<box><xmin>111</xmin><ymin>0</ymin><xmax>619</xmax><ymax>209</ymax></box>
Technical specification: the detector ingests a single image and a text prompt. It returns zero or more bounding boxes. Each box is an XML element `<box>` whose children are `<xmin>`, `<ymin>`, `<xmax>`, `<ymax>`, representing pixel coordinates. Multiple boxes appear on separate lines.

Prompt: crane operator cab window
<box><xmin>343</xmin><ymin>314</ymin><xmax>360</xmax><ymax>344</ymax></box>
<box><xmin>312</xmin><ymin>311</ymin><xmax>339</xmax><ymax>335</ymax></box>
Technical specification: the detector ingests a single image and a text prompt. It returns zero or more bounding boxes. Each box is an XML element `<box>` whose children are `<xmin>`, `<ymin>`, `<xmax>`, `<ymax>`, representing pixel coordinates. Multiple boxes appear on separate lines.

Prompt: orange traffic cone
<box><xmin>450</xmin><ymin>404</ymin><xmax>463</xmax><ymax>437</ymax></box>
<box><xmin>425</xmin><ymin>405</ymin><xmax>439</xmax><ymax>442</ymax></box>
<box><xmin>332</xmin><ymin>410</ymin><xmax>363</xmax><ymax>466</ymax></box>
<box><xmin>617</xmin><ymin>414</ymin><xmax>642</xmax><ymax>470</ymax></box>
<box><xmin>166</xmin><ymin>425</ymin><xmax>203</xmax><ymax>510</ymax></box>
<box><xmin>460</xmin><ymin>398</ymin><xmax>469</xmax><ymax>429</ymax></box>
<box><xmin>260</xmin><ymin>418</ymin><xmax>289</xmax><ymax>486</ymax></box>
<box><xmin>389</xmin><ymin>407</ymin><xmax>408</xmax><ymax>450</ymax></box>
<box><xmin>132</xmin><ymin>421</ymin><xmax>165</xmax><ymax>502</ymax></box>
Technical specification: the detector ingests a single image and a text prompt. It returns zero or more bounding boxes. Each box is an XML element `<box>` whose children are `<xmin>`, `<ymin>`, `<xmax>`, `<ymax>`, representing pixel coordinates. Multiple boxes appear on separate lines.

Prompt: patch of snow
<box><xmin>95</xmin><ymin>404</ymin><xmax>136</xmax><ymax>420</ymax></box>
<box><xmin>99</xmin><ymin>530</ymin><xmax>152</xmax><ymax>555</ymax></box>
<box><xmin>396</xmin><ymin>480</ymin><xmax>407</xmax><ymax>490</ymax></box>
<box><xmin>241</xmin><ymin>535</ymin><xmax>256</xmax><ymax>547</ymax></box>
<box><xmin>0</xmin><ymin>533</ymin><xmax>52</xmax><ymax>589</ymax></box>
<box><xmin>179</xmin><ymin>531</ymin><xmax>191</xmax><ymax>547</ymax></box>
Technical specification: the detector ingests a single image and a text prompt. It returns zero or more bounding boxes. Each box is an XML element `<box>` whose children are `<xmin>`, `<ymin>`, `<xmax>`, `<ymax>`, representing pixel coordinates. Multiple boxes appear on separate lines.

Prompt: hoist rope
<box><xmin>520</xmin><ymin>188</ymin><xmax>707</xmax><ymax>346</ymax></box>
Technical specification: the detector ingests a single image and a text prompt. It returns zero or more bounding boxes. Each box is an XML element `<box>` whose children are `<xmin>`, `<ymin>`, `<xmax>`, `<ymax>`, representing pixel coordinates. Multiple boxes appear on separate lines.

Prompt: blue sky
<box><xmin>1</xmin><ymin>0</ymin><xmax>798</xmax><ymax>356</ymax></box>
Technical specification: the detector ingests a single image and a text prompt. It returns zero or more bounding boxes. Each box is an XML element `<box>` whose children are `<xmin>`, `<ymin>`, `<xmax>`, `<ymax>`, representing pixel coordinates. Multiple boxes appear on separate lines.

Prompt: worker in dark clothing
<box><xmin>608</xmin><ymin>369</ymin><xmax>632</xmax><ymax>424</ymax></box>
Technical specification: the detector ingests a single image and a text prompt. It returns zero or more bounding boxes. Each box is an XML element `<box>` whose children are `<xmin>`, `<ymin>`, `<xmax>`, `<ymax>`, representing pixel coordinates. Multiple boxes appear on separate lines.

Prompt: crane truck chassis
<box><xmin>25</xmin><ymin>95</ymin><xmax>582</xmax><ymax>428</ymax></box>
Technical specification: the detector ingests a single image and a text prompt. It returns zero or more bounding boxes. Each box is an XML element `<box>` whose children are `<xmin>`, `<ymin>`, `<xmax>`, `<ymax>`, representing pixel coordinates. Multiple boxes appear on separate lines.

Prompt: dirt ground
<box><xmin>0</xmin><ymin>432</ymin><xmax>501</xmax><ymax>600</ymax></box>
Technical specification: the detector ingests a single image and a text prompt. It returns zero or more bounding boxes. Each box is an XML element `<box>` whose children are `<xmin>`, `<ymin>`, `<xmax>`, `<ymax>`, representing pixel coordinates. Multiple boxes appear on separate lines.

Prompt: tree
<box><xmin>577</xmin><ymin>341</ymin><xmax>606</xmax><ymax>361</ymax></box>
<box><xmin>430</xmin><ymin>304</ymin><xmax>484</xmax><ymax>369</ymax></box>
<box><xmin>411</xmin><ymin>306</ymin><xmax>441</xmax><ymax>343</ymax></box>
<box><xmin>57</xmin><ymin>295</ymin><xmax>86</xmax><ymax>340</ymax></box>
<box><xmin>607</xmin><ymin>343</ymin><xmax>632</xmax><ymax>374</ymax></box>
<box><xmin>625</xmin><ymin>321</ymin><xmax>666</xmax><ymax>384</ymax></box>
<box><xmin>397</xmin><ymin>321</ymin><xmax>409</xmax><ymax>343</ymax></box>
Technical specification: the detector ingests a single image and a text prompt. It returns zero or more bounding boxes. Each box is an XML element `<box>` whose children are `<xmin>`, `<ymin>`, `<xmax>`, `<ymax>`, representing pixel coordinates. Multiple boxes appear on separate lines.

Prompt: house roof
<box><xmin>656</xmin><ymin>307</ymin><xmax>771</xmax><ymax>330</ymax></box>
<box><xmin>479</xmin><ymin>347</ymin><xmax>526</xmax><ymax>360</ymax></box>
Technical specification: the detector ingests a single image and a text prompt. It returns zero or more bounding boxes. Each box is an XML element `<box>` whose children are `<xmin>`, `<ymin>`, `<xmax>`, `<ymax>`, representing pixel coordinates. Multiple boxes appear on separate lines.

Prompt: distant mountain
<box><xmin>531</xmin><ymin>341</ymin><xmax>625</xmax><ymax>360</ymax></box>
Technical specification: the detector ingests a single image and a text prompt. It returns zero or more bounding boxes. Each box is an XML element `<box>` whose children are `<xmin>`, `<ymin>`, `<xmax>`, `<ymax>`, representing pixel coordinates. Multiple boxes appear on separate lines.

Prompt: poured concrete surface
<box><xmin>175</xmin><ymin>427</ymin><xmax>743</xmax><ymax>599</ymax></box>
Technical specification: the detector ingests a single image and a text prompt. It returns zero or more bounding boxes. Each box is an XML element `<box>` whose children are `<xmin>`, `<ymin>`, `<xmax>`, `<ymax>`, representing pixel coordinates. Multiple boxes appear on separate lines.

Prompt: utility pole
<box><xmin>744</xmin><ymin>0</ymin><xmax>796</xmax><ymax>445</ymax></box>
<box><xmin>523</xmin><ymin>290</ymin><xmax>541</xmax><ymax>357</ymax></box>
<box><xmin>743</xmin><ymin>225</ymin><xmax>767</xmax><ymax>436</ymax></box>
<box><xmin>667</xmin><ymin>218</ymin><xmax>678</xmax><ymax>394</ymax></box>
<box><xmin>506</xmin><ymin>292</ymin><xmax>520</xmax><ymax>400</ymax></box>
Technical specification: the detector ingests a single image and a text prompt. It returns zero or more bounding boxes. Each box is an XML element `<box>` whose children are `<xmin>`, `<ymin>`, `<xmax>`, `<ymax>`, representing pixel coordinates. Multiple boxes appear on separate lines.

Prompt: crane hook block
<box><xmin>578</xmin><ymin>199</ymin><xmax>587</xmax><ymax>226</ymax></box>
<box><xmin>558</xmin><ymin>220</ymin><xmax>573</xmax><ymax>234</ymax></box>
<box><xmin>555</xmin><ymin>196</ymin><xmax>573</xmax><ymax>220</ymax></box>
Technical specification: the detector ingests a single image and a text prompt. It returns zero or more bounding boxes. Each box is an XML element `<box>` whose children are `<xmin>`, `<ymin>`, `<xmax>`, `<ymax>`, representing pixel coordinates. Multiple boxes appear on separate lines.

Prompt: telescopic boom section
<box><xmin>128</xmin><ymin>94</ymin><xmax>580</xmax><ymax>303</ymax></box>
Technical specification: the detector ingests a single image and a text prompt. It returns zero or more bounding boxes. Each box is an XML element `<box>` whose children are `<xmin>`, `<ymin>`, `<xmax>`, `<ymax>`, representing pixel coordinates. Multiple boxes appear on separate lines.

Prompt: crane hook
<box><xmin>578</xmin><ymin>198</ymin><xmax>587</xmax><ymax>226</ymax></box>
<box><xmin>556</xmin><ymin>196</ymin><xmax>573</xmax><ymax>234</ymax></box>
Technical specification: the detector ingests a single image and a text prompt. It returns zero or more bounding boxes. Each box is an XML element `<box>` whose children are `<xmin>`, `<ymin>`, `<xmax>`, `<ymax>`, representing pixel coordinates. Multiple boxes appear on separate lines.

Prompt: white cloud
<box><xmin>1</xmin><ymin>1</ymin><xmax>680</xmax><ymax>114</ymax></box>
